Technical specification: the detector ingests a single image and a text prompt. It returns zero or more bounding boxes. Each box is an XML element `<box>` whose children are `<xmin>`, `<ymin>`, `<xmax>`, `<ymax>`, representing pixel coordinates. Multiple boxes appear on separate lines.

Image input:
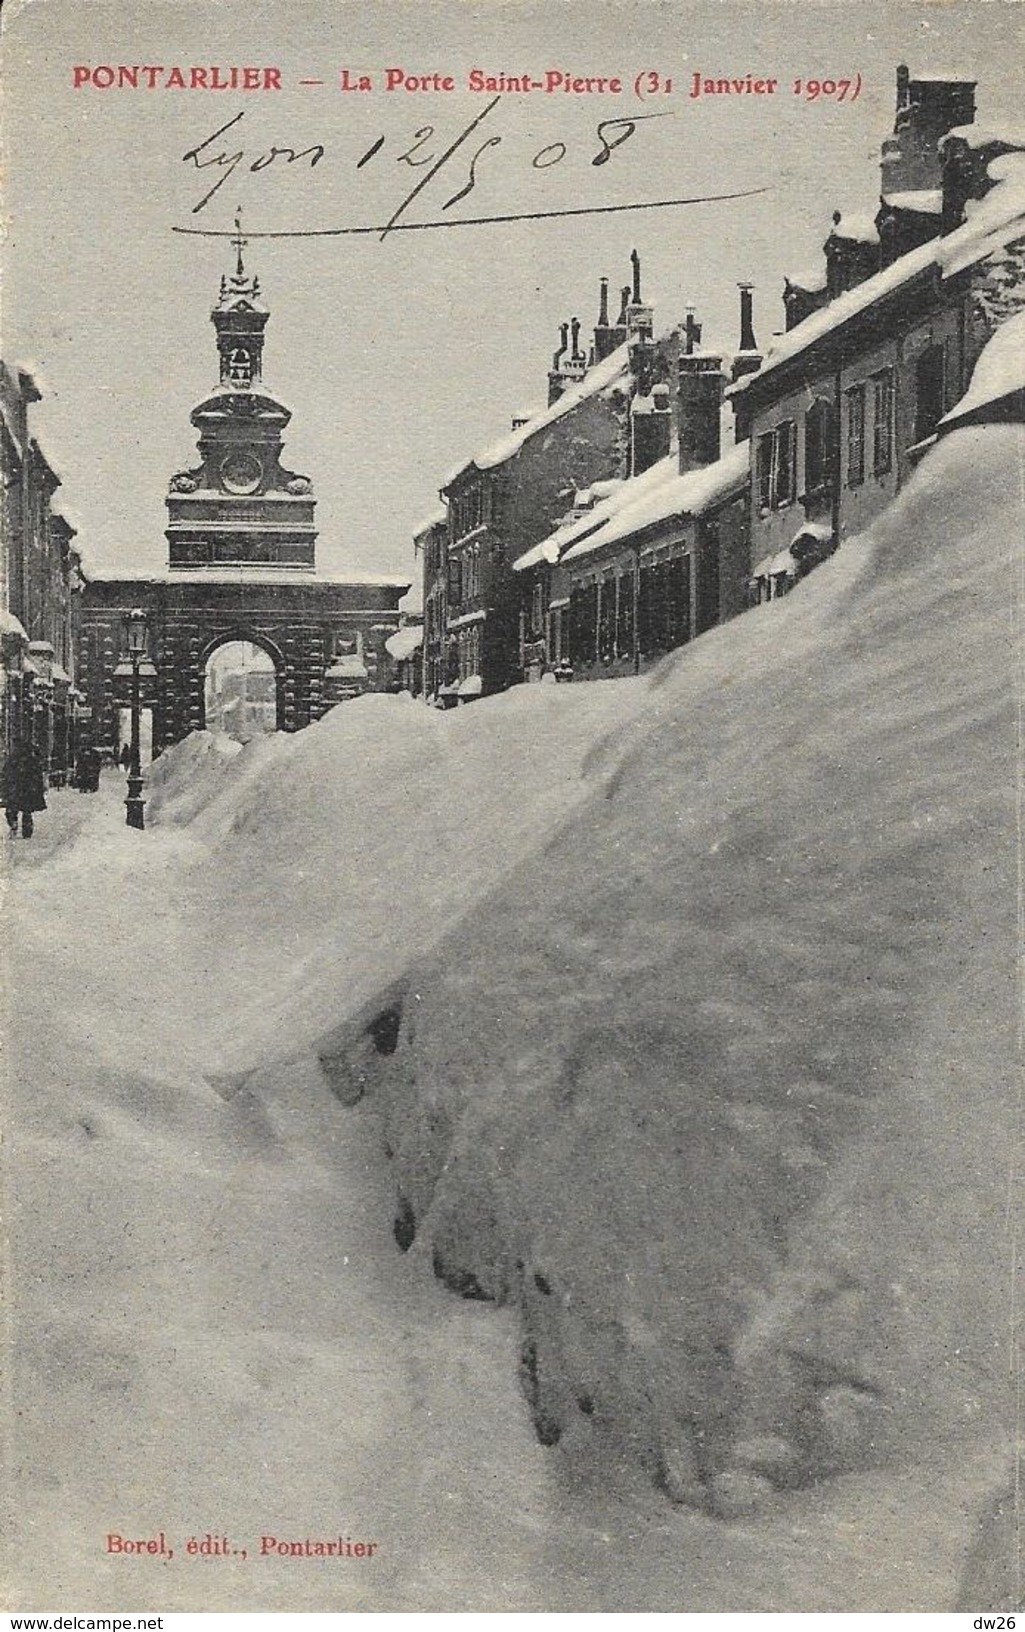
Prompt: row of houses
<box><xmin>1</xmin><ymin>363</ymin><xmax>87</xmax><ymax>783</ymax></box>
<box><xmin>409</xmin><ymin>66</ymin><xmax>1025</xmax><ymax>704</ymax></box>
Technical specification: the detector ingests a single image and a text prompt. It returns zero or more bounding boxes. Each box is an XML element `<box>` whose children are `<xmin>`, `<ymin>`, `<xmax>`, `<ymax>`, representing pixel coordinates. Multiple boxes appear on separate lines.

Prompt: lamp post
<box><xmin>122</xmin><ymin>606</ymin><xmax>149</xmax><ymax>830</ymax></box>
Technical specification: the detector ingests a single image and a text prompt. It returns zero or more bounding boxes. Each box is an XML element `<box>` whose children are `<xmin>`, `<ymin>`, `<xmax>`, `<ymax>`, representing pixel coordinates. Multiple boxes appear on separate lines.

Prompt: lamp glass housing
<box><xmin>124</xmin><ymin>607</ymin><xmax>149</xmax><ymax>658</ymax></box>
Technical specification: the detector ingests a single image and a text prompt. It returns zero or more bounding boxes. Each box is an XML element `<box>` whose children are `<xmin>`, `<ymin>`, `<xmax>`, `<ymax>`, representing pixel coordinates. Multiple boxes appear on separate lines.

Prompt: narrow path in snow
<box><xmin>2</xmin><ymin>784</ymin><xmax>992</xmax><ymax>1609</ymax></box>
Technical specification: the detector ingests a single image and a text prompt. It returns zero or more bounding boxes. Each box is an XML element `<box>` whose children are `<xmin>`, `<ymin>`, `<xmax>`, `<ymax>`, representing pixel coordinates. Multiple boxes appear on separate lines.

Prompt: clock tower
<box><xmin>165</xmin><ymin>212</ymin><xmax>317</xmax><ymax>571</ymax></box>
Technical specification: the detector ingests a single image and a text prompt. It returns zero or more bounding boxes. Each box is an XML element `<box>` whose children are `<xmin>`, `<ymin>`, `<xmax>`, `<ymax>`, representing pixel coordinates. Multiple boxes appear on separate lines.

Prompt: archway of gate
<box><xmin>202</xmin><ymin>636</ymin><xmax>283</xmax><ymax>741</ymax></box>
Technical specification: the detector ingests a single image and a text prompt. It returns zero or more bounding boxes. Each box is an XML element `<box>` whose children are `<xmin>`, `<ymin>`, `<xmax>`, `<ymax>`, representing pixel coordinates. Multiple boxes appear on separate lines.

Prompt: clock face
<box><xmin>220</xmin><ymin>451</ymin><xmax>263</xmax><ymax>495</ymax></box>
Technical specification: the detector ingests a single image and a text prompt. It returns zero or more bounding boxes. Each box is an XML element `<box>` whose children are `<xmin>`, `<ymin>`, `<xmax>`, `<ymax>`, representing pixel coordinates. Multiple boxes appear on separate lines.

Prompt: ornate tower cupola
<box><xmin>213</xmin><ymin>213</ymin><xmax>269</xmax><ymax>388</ymax></box>
<box><xmin>166</xmin><ymin>209</ymin><xmax>317</xmax><ymax>572</ymax></box>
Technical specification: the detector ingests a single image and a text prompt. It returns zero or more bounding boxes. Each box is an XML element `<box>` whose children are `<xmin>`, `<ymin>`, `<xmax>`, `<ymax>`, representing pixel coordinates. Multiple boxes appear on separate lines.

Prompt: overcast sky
<box><xmin>3</xmin><ymin>0</ymin><xmax>1023</xmax><ymax>580</ymax></box>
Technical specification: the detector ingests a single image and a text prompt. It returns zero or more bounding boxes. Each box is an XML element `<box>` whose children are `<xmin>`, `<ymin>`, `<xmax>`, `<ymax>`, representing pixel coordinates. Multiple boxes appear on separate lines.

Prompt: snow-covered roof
<box><xmin>325</xmin><ymin>655</ymin><xmax>369</xmax><ymax>679</ymax></box>
<box><xmin>882</xmin><ymin>190</ymin><xmax>943</xmax><ymax>214</ymax></box>
<box><xmin>85</xmin><ymin>567</ymin><xmax>412</xmax><ymax>589</ymax></box>
<box><xmin>0</xmin><ymin>609</ymin><xmax>28</xmax><ymax>641</ymax></box>
<box><xmin>786</xmin><ymin>264</ymin><xmax>828</xmax><ymax>295</ymax></box>
<box><xmin>513</xmin><ymin>455</ymin><xmax>678</xmax><ymax>574</ymax></box>
<box><xmin>751</xmin><ymin>548</ymin><xmax>798</xmax><ymax>580</ymax></box>
<box><xmin>562</xmin><ymin>442</ymin><xmax>749</xmax><ymax>565</ymax></box>
<box><xmin>385</xmin><ymin>626</ymin><xmax>425</xmax><ymax>661</ymax></box>
<box><xmin>457</xmin><ymin>673</ymin><xmax>483</xmax><ymax>697</ymax></box>
<box><xmin>939</xmin><ymin>123</ymin><xmax>1025</xmax><ymax>152</ymax></box>
<box><xmin>441</xmin><ymin>341</ymin><xmax>632</xmax><ymax>489</ymax></box>
<box><xmin>411</xmin><ymin>506</ymin><xmax>448</xmax><ymax>539</ymax></box>
<box><xmin>908</xmin><ymin>70</ymin><xmax>976</xmax><ymax>83</ymax></box>
<box><xmin>938</xmin><ymin>309</ymin><xmax>1025</xmax><ymax>429</ymax></box>
<box><xmin>398</xmin><ymin>582</ymin><xmax>423</xmax><ymax>617</ymax></box>
<box><xmin>447</xmin><ymin>609</ymin><xmax>487</xmax><ymax>630</ymax></box>
<box><xmin>732</xmin><ymin>153</ymin><xmax>1025</xmax><ymax>395</ymax></box>
<box><xmin>830</xmin><ymin>213</ymin><xmax>879</xmax><ymax>245</ymax></box>
<box><xmin>792</xmin><ymin>521</ymin><xmax>834</xmax><ymax>545</ymax></box>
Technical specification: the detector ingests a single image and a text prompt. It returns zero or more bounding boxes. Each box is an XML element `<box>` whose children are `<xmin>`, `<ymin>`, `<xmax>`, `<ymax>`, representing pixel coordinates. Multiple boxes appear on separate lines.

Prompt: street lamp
<box><xmin>122</xmin><ymin>606</ymin><xmax>150</xmax><ymax>830</ymax></box>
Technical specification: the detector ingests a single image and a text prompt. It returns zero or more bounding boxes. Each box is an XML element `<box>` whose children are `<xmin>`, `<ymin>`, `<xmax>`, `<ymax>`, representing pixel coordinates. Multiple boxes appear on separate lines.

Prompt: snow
<box><xmin>513</xmin><ymin>455</ymin><xmax>678</xmax><ymax>573</ymax></box>
<box><xmin>325</xmin><ymin>654</ymin><xmax>369</xmax><ymax>679</ymax></box>
<box><xmin>339</xmin><ymin>422</ymin><xmax>1020</xmax><ymax>1578</ymax></box>
<box><xmin>447</xmin><ymin>608</ymin><xmax>486</xmax><ymax>629</ymax></box>
<box><xmin>562</xmin><ymin>441</ymin><xmax>749</xmax><ymax>562</ymax></box>
<box><xmin>411</xmin><ymin>505</ymin><xmax>448</xmax><ymax>538</ymax></box>
<box><xmin>385</xmin><ymin>625</ymin><xmax>424</xmax><ymax>661</ymax></box>
<box><xmin>941</xmin><ymin>122</ymin><xmax>1025</xmax><ymax>152</ymax></box>
<box><xmin>751</xmin><ymin>547</ymin><xmax>796</xmax><ymax>579</ymax></box>
<box><xmin>829</xmin><ymin>213</ymin><xmax>880</xmax><ymax>244</ymax></box>
<box><xmin>3</xmin><ymin>426</ymin><xmax>1020</xmax><ymax>1608</ymax></box>
<box><xmin>85</xmin><ymin>567</ymin><xmax>413</xmax><ymax>589</ymax></box>
<box><xmin>0</xmin><ymin>608</ymin><xmax>28</xmax><ymax>640</ymax></box>
<box><xmin>939</xmin><ymin>308</ymin><xmax>1025</xmax><ymax>428</ymax></box>
<box><xmin>882</xmin><ymin>190</ymin><xmax>943</xmax><ymax>214</ymax></box>
<box><xmin>734</xmin><ymin>154</ymin><xmax>1025</xmax><ymax>392</ymax></box>
<box><xmin>792</xmin><ymin>520</ymin><xmax>834</xmax><ymax>544</ymax></box>
<box><xmin>456</xmin><ymin>673</ymin><xmax>483</xmax><ymax>697</ymax></box>
<box><xmin>397</xmin><ymin>580</ymin><xmax>423</xmax><ymax>616</ymax></box>
<box><xmin>786</xmin><ymin>264</ymin><xmax>828</xmax><ymax>294</ymax></box>
<box><xmin>442</xmin><ymin>342</ymin><xmax>631</xmax><ymax>488</ymax></box>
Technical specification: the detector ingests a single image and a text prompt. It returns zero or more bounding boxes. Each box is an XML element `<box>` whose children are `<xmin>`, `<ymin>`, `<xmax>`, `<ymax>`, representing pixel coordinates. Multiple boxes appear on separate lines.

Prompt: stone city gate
<box><xmin>77</xmin><ymin>217</ymin><xmax>409</xmax><ymax>754</ymax></box>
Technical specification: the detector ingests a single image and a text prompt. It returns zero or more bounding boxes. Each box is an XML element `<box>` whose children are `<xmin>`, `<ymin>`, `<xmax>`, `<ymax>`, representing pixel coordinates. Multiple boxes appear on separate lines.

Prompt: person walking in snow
<box><xmin>2</xmin><ymin>738</ymin><xmax>47</xmax><ymax>838</ymax></box>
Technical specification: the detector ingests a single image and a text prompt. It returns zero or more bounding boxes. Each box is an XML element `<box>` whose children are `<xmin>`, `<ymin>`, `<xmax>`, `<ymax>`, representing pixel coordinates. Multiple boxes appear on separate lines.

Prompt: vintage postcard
<box><xmin>1</xmin><ymin>0</ymin><xmax>1022</xmax><ymax>1614</ymax></box>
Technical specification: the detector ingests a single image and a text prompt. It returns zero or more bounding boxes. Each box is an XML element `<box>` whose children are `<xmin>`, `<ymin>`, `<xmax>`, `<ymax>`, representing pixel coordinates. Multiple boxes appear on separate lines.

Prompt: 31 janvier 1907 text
<box><xmin>72</xmin><ymin>64</ymin><xmax>863</xmax><ymax>102</ymax></box>
<box><xmin>105</xmin><ymin>1530</ymin><xmax>379</xmax><ymax>1561</ymax></box>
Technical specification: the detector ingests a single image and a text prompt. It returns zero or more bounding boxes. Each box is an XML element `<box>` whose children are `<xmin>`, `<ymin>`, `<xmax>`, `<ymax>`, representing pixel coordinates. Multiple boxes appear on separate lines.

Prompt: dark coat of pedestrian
<box><xmin>3</xmin><ymin>740</ymin><xmax>46</xmax><ymax>837</ymax></box>
<box><xmin>76</xmin><ymin>744</ymin><xmax>102</xmax><ymax>792</ymax></box>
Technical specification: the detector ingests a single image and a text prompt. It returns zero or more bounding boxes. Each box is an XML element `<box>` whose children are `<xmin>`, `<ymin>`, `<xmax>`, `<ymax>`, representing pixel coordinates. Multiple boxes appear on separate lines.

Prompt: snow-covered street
<box><xmin>1</xmin><ymin>498</ymin><xmax>1016</xmax><ymax>1609</ymax></box>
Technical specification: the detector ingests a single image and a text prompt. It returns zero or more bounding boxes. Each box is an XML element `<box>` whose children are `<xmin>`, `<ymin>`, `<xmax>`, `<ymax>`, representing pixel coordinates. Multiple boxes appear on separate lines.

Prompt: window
<box><xmin>446</xmin><ymin>554</ymin><xmax>462</xmax><ymax>604</ymax></box>
<box><xmin>872</xmin><ymin>369</ymin><xmax>894</xmax><ymax>475</ymax></box>
<box><xmin>569</xmin><ymin>582</ymin><xmax>598</xmax><ymax>667</ymax></box>
<box><xmin>775</xmin><ymin>421</ymin><xmax>796</xmax><ymax>507</ymax></box>
<box><xmin>756</xmin><ymin>432</ymin><xmax>774</xmax><ymax>511</ymax></box>
<box><xmin>756</xmin><ymin>422</ymin><xmax>797</xmax><ymax>511</ymax></box>
<box><xmin>598</xmin><ymin>577</ymin><xmax>616</xmax><ymax>662</ymax></box>
<box><xmin>451</xmin><ymin>479</ymin><xmax>490</xmax><ymax>541</ymax></box>
<box><xmin>846</xmin><ymin>384</ymin><xmax>865</xmax><ymax>486</ymax></box>
<box><xmin>914</xmin><ymin>345</ymin><xmax>945</xmax><ymax>443</ymax></box>
<box><xmin>531</xmin><ymin>579</ymin><xmax>543</xmax><ymax>633</ymax></box>
<box><xmin>616</xmin><ymin>569</ymin><xmax>635</xmax><ymax>657</ymax></box>
<box><xmin>803</xmin><ymin>399</ymin><xmax>836</xmax><ymax>494</ymax></box>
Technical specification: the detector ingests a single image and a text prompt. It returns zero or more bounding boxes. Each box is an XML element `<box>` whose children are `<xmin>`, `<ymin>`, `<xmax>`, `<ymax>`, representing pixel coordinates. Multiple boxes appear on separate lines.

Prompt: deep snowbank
<box><xmin>326</xmin><ymin>425</ymin><xmax>1021</xmax><ymax>1520</ymax></box>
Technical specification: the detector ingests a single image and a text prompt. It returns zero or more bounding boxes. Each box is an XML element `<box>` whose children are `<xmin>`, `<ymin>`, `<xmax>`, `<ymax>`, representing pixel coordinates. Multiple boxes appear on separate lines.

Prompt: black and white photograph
<box><xmin>1</xmin><ymin>0</ymin><xmax>1023</xmax><ymax>1613</ymax></box>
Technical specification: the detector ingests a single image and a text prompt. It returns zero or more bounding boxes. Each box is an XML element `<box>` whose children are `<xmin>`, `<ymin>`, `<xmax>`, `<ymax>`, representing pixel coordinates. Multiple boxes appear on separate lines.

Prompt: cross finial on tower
<box><xmin>231</xmin><ymin>206</ymin><xmax>247</xmax><ymax>279</ymax></box>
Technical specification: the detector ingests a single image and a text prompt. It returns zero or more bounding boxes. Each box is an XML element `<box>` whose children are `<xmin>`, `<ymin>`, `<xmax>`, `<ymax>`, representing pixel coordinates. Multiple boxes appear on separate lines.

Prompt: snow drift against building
<box><xmin>317</xmin><ymin>423</ymin><xmax>1021</xmax><ymax>1524</ymax></box>
<box><xmin>939</xmin><ymin>305</ymin><xmax>1025</xmax><ymax>428</ymax></box>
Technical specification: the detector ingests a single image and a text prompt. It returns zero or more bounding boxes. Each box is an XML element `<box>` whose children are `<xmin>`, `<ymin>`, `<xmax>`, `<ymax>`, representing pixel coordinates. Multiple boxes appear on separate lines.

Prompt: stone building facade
<box><xmin>1</xmin><ymin>361</ymin><xmax>84</xmax><ymax>782</ymax></box>
<box><xmin>731</xmin><ymin>67</ymin><xmax>1025</xmax><ymax>601</ymax></box>
<box><xmin>435</xmin><ymin>254</ymin><xmax>667</xmax><ymax>700</ymax></box>
<box><xmin>78</xmin><ymin>226</ymin><xmax>408</xmax><ymax>755</ymax></box>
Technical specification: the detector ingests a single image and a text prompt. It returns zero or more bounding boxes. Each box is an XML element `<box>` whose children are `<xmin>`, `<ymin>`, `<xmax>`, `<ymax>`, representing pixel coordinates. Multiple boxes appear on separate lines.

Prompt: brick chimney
<box><xmin>678</xmin><ymin>310</ymin><xmax>724</xmax><ymax>473</ymax></box>
<box><xmin>631</xmin><ymin>379</ymin><xmax>672</xmax><ymax>475</ymax></box>
<box><xmin>730</xmin><ymin>283</ymin><xmax>762</xmax><ymax>384</ymax></box>
<box><xmin>881</xmin><ymin>64</ymin><xmax>977</xmax><ymax>199</ymax></box>
<box><xmin>547</xmin><ymin>321</ymin><xmax>569</xmax><ymax>405</ymax></box>
<box><xmin>625</xmin><ymin>248</ymin><xmax>654</xmax><ymax>338</ymax></box>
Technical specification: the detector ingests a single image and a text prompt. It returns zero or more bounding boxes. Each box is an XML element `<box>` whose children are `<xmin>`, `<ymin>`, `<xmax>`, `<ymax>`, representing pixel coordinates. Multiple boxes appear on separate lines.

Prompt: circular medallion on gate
<box><xmin>220</xmin><ymin>451</ymin><xmax>263</xmax><ymax>494</ymax></box>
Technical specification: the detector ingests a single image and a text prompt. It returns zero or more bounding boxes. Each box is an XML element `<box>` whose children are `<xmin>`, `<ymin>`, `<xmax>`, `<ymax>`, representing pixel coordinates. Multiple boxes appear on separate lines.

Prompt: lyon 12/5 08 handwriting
<box><xmin>176</xmin><ymin>98</ymin><xmax>770</xmax><ymax>239</ymax></box>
